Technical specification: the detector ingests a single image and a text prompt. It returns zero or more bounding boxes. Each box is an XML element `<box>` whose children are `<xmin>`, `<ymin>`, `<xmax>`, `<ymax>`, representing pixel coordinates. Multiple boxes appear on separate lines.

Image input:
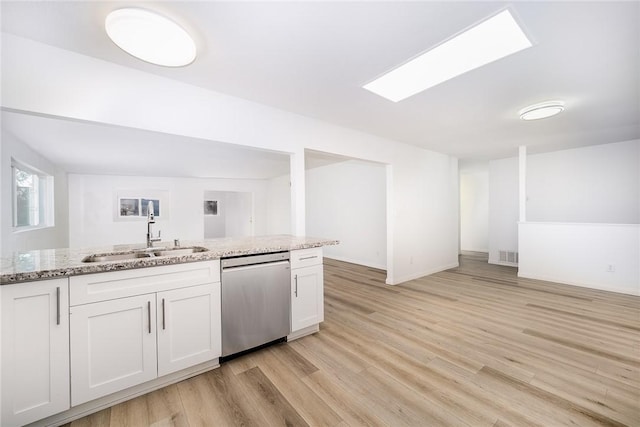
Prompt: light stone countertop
<box><xmin>0</xmin><ymin>235</ymin><xmax>338</xmax><ymax>285</ymax></box>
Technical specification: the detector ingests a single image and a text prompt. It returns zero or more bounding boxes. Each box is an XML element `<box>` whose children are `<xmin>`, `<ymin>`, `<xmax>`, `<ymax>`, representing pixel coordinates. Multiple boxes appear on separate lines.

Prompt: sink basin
<box><xmin>153</xmin><ymin>246</ymin><xmax>208</xmax><ymax>257</ymax></box>
<box><xmin>82</xmin><ymin>252</ymin><xmax>155</xmax><ymax>263</ymax></box>
<box><xmin>82</xmin><ymin>246</ymin><xmax>208</xmax><ymax>263</ymax></box>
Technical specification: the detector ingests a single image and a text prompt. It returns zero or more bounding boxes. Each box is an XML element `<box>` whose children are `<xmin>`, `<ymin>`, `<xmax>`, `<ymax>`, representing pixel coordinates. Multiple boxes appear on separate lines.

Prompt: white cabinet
<box><xmin>1</xmin><ymin>278</ymin><xmax>70</xmax><ymax>427</ymax></box>
<box><xmin>290</xmin><ymin>248</ymin><xmax>324</xmax><ymax>333</ymax></box>
<box><xmin>157</xmin><ymin>283</ymin><xmax>220</xmax><ymax>376</ymax></box>
<box><xmin>69</xmin><ymin>261</ymin><xmax>221</xmax><ymax>406</ymax></box>
<box><xmin>70</xmin><ymin>293</ymin><xmax>158</xmax><ymax>405</ymax></box>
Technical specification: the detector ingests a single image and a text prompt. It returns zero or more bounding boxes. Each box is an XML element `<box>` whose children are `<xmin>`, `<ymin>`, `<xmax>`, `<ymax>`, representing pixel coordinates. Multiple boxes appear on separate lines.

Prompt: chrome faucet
<box><xmin>146</xmin><ymin>201</ymin><xmax>161</xmax><ymax>248</ymax></box>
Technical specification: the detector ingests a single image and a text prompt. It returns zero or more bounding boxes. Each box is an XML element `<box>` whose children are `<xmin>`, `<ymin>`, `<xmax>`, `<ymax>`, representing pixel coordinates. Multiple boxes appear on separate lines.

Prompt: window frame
<box><xmin>11</xmin><ymin>159</ymin><xmax>55</xmax><ymax>231</ymax></box>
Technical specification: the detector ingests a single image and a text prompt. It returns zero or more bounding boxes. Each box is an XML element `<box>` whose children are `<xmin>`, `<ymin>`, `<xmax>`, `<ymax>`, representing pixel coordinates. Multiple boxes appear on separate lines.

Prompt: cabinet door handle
<box><xmin>162</xmin><ymin>298</ymin><xmax>166</xmax><ymax>330</ymax></box>
<box><xmin>56</xmin><ymin>287</ymin><xmax>61</xmax><ymax>325</ymax></box>
<box><xmin>299</xmin><ymin>255</ymin><xmax>318</xmax><ymax>261</ymax></box>
<box><xmin>294</xmin><ymin>274</ymin><xmax>298</xmax><ymax>297</ymax></box>
<box><xmin>147</xmin><ymin>301</ymin><xmax>152</xmax><ymax>334</ymax></box>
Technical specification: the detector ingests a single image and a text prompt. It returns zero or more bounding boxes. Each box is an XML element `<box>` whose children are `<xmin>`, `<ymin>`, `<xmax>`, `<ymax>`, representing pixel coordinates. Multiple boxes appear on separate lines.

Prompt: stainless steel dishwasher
<box><xmin>220</xmin><ymin>251</ymin><xmax>291</xmax><ymax>358</ymax></box>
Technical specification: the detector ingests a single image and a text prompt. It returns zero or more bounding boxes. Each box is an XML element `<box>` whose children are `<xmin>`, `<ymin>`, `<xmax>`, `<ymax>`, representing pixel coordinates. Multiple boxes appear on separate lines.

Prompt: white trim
<box><xmin>287</xmin><ymin>324</ymin><xmax>320</xmax><ymax>341</ymax></box>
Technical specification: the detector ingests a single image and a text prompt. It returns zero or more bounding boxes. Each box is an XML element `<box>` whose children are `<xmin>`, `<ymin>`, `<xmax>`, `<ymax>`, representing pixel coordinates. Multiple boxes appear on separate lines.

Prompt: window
<box><xmin>12</xmin><ymin>160</ymin><xmax>54</xmax><ymax>229</ymax></box>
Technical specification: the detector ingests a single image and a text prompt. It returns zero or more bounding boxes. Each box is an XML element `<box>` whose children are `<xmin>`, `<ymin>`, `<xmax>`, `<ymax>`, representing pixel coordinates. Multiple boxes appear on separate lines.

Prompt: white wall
<box><xmin>527</xmin><ymin>140</ymin><xmax>640</xmax><ymax>223</ymax></box>
<box><xmin>306</xmin><ymin>160</ymin><xmax>387</xmax><ymax>269</ymax></box>
<box><xmin>266</xmin><ymin>174</ymin><xmax>291</xmax><ymax>235</ymax></box>
<box><xmin>1</xmin><ymin>130</ymin><xmax>68</xmax><ymax>255</ymax></box>
<box><xmin>2</xmin><ymin>34</ymin><xmax>460</xmax><ymax>284</ymax></box>
<box><xmin>519</xmin><ymin>223</ymin><xmax>640</xmax><ymax>295</ymax></box>
<box><xmin>488</xmin><ymin>157</ymin><xmax>519</xmax><ymax>265</ymax></box>
<box><xmin>224</xmin><ymin>192</ymin><xmax>253</xmax><ymax>237</ymax></box>
<box><xmin>68</xmin><ymin>174</ymin><xmax>273</xmax><ymax>248</ymax></box>
<box><xmin>516</xmin><ymin>140</ymin><xmax>640</xmax><ymax>294</ymax></box>
<box><xmin>459</xmin><ymin>162</ymin><xmax>489</xmax><ymax>253</ymax></box>
<box><xmin>203</xmin><ymin>191</ymin><xmax>227</xmax><ymax>238</ymax></box>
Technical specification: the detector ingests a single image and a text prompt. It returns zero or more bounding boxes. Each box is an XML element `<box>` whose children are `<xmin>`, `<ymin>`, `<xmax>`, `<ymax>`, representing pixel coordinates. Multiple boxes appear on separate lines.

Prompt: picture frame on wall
<box><xmin>204</xmin><ymin>200</ymin><xmax>218</xmax><ymax>216</ymax></box>
<box><xmin>141</xmin><ymin>199</ymin><xmax>160</xmax><ymax>217</ymax></box>
<box><xmin>115</xmin><ymin>191</ymin><xmax>168</xmax><ymax>221</ymax></box>
<box><xmin>119</xmin><ymin>198</ymin><xmax>139</xmax><ymax>217</ymax></box>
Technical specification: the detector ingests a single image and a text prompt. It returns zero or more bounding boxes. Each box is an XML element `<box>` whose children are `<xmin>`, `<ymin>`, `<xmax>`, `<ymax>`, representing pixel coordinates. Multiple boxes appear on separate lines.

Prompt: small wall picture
<box><xmin>141</xmin><ymin>199</ymin><xmax>160</xmax><ymax>217</ymax></box>
<box><xmin>204</xmin><ymin>200</ymin><xmax>218</xmax><ymax>216</ymax></box>
<box><xmin>119</xmin><ymin>198</ymin><xmax>139</xmax><ymax>216</ymax></box>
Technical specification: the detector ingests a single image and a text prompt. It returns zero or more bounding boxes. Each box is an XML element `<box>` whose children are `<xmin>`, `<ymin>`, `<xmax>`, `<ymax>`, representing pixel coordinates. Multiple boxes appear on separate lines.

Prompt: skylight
<box><xmin>363</xmin><ymin>9</ymin><xmax>532</xmax><ymax>102</ymax></box>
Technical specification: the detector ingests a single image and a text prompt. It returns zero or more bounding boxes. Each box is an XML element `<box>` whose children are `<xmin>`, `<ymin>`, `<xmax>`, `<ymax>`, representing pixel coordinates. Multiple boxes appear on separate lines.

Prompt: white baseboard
<box><xmin>517</xmin><ymin>271</ymin><xmax>640</xmax><ymax>296</ymax></box>
<box><xmin>287</xmin><ymin>324</ymin><xmax>320</xmax><ymax>341</ymax></box>
<box><xmin>324</xmin><ymin>255</ymin><xmax>386</xmax><ymax>270</ymax></box>
<box><xmin>386</xmin><ymin>262</ymin><xmax>459</xmax><ymax>285</ymax></box>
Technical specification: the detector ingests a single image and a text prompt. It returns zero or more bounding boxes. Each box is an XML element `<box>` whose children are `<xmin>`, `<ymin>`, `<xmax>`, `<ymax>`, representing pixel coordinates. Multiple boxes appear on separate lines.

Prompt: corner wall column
<box><xmin>519</xmin><ymin>146</ymin><xmax>527</xmax><ymax>222</ymax></box>
<box><xmin>289</xmin><ymin>150</ymin><xmax>306</xmax><ymax>236</ymax></box>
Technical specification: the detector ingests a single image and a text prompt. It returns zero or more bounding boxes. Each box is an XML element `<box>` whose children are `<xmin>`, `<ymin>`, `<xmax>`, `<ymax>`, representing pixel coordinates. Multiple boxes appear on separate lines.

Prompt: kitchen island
<box><xmin>0</xmin><ymin>235</ymin><xmax>337</xmax><ymax>427</ymax></box>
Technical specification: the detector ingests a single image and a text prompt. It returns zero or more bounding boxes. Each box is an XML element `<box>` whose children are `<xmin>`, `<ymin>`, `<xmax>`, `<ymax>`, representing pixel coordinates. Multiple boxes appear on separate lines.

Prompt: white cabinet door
<box><xmin>157</xmin><ymin>283</ymin><xmax>221</xmax><ymax>376</ymax></box>
<box><xmin>1</xmin><ymin>279</ymin><xmax>70</xmax><ymax>427</ymax></box>
<box><xmin>70</xmin><ymin>293</ymin><xmax>157</xmax><ymax>406</ymax></box>
<box><xmin>291</xmin><ymin>264</ymin><xmax>324</xmax><ymax>332</ymax></box>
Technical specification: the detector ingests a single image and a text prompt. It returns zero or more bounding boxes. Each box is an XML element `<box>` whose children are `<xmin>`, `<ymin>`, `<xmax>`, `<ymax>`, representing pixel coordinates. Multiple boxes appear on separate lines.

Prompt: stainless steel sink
<box><xmin>82</xmin><ymin>252</ymin><xmax>155</xmax><ymax>263</ymax></box>
<box><xmin>153</xmin><ymin>246</ymin><xmax>208</xmax><ymax>257</ymax></box>
<box><xmin>82</xmin><ymin>246</ymin><xmax>208</xmax><ymax>263</ymax></box>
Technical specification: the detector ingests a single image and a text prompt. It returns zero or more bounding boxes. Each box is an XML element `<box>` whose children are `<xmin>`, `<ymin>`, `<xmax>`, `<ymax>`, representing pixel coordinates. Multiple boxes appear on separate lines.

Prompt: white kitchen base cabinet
<box><xmin>290</xmin><ymin>248</ymin><xmax>324</xmax><ymax>335</ymax></box>
<box><xmin>157</xmin><ymin>283</ymin><xmax>221</xmax><ymax>376</ymax></box>
<box><xmin>69</xmin><ymin>261</ymin><xmax>221</xmax><ymax>408</ymax></box>
<box><xmin>70</xmin><ymin>293</ymin><xmax>158</xmax><ymax>406</ymax></box>
<box><xmin>1</xmin><ymin>278</ymin><xmax>70</xmax><ymax>427</ymax></box>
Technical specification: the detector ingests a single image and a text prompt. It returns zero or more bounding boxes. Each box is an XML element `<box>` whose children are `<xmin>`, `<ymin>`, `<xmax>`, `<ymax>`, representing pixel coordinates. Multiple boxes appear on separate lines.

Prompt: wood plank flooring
<box><xmin>63</xmin><ymin>255</ymin><xmax>640</xmax><ymax>427</ymax></box>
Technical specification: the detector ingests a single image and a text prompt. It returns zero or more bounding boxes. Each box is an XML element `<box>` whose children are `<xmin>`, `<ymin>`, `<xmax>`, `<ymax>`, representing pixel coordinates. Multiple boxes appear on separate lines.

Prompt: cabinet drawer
<box><xmin>70</xmin><ymin>261</ymin><xmax>220</xmax><ymax>306</ymax></box>
<box><xmin>290</xmin><ymin>247</ymin><xmax>323</xmax><ymax>269</ymax></box>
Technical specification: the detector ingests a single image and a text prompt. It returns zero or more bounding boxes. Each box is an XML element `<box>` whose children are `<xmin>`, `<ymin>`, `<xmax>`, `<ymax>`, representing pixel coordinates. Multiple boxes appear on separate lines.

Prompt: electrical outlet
<box><xmin>410</xmin><ymin>256</ymin><xmax>414</xmax><ymax>265</ymax></box>
<box><xmin>607</xmin><ymin>264</ymin><xmax>615</xmax><ymax>272</ymax></box>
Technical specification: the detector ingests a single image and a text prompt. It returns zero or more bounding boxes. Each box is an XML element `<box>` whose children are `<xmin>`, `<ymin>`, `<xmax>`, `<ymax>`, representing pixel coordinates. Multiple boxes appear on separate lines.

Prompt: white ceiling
<box><xmin>1</xmin><ymin>1</ymin><xmax>639</xmax><ymax>170</ymax></box>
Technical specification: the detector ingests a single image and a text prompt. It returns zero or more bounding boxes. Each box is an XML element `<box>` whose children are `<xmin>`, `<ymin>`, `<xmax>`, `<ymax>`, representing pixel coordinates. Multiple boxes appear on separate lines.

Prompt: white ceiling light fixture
<box><xmin>363</xmin><ymin>9</ymin><xmax>532</xmax><ymax>102</ymax></box>
<box><xmin>519</xmin><ymin>100</ymin><xmax>565</xmax><ymax>120</ymax></box>
<box><xmin>105</xmin><ymin>8</ymin><xmax>196</xmax><ymax>67</ymax></box>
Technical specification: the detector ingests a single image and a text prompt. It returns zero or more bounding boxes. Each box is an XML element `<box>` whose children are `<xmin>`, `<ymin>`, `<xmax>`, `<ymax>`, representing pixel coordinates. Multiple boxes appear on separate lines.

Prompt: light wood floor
<box><xmin>64</xmin><ymin>255</ymin><xmax>639</xmax><ymax>427</ymax></box>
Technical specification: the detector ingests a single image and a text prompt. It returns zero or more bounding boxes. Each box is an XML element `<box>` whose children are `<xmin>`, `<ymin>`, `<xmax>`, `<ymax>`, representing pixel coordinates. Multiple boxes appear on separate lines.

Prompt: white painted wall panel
<box><xmin>519</xmin><ymin>222</ymin><xmax>640</xmax><ymax>295</ymax></box>
<box><xmin>266</xmin><ymin>174</ymin><xmax>291</xmax><ymax>235</ymax></box>
<box><xmin>527</xmin><ymin>140</ymin><xmax>640</xmax><ymax>224</ymax></box>
<box><xmin>306</xmin><ymin>160</ymin><xmax>387</xmax><ymax>269</ymax></box>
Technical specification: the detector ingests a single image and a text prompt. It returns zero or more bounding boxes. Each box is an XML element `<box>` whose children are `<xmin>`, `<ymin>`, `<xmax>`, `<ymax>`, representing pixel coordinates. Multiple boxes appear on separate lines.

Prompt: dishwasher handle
<box><xmin>222</xmin><ymin>260</ymin><xmax>290</xmax><ymax>273</ymax></box>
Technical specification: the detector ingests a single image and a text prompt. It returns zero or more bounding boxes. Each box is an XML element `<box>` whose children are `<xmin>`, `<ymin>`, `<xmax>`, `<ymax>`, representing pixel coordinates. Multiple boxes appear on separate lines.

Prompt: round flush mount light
<box><xmin>105</xmin><ymin>8</ymin><xmax>196</xmax><ymax>67</ymax></box>
<box><xmin>519</xmin><ymin>100</ymin><xmax>565</xmax><ymax>120</ymax></box>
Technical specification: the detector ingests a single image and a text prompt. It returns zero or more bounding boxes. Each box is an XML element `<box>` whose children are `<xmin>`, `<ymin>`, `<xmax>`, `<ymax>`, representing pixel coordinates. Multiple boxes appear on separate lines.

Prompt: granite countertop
<box><xmin>0</xmin><ymin>235</ymin><xmax>338</xmax><ymax>285</ymax></box>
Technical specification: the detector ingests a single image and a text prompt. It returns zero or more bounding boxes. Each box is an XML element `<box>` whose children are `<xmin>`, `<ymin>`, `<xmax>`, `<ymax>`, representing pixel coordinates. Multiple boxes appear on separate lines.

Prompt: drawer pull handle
<box><xmin>56</xmin><ymin>287</ymin><xmax>61</xmax><ymax>326</ymax></box>
<box><xmin>148</xmin><ymin>301</ymin><xmax>152</xmax><ymax>334</ymax></box>
<box><xmin>299</xmin><ymin>255</ymin><xmax>318</xmax><ymax>261</ymax></box>
<box><xmin>294</xmin><ymin>274</ymin><xmax>298</xmax><ymax>297</ymax></box>
<box><xmin>162</xmin><ymin>298</ymin><xmax>166</xmax><ymax>330</ymax></box>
